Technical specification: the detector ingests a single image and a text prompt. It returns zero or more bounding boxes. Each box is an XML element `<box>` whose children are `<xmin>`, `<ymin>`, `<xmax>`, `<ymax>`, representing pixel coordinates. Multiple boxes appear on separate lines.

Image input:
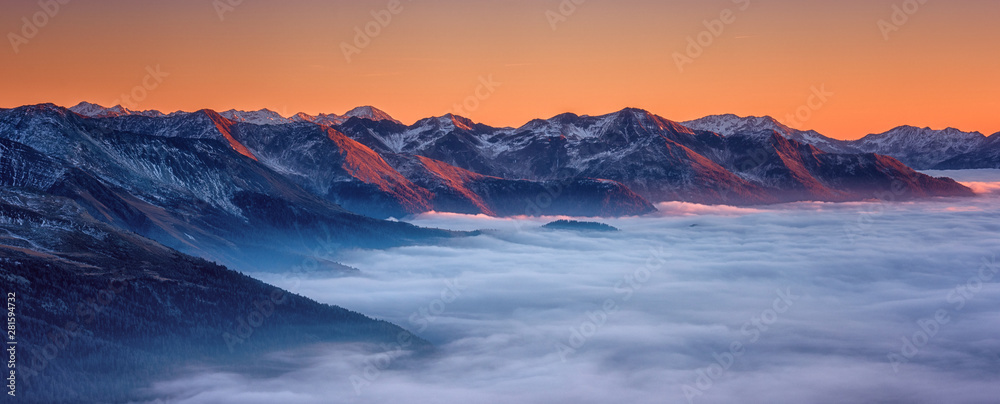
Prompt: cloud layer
<box><xmin>149</xmin><ymin>170</ymin><xmax>1000</xmax><ymax>404</ymax></box>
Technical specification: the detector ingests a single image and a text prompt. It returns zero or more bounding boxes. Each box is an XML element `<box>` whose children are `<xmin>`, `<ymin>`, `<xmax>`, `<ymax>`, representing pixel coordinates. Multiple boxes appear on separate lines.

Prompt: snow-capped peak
<box><xmin>411</xmin><ymin>114</ymin><xmax>477</xmax><ymax>130</ymax></box>
<box><xmin>681</xmin><ymin>114</ymin><xmax>795</xmax><ymax>137</ymax></box>
<box><xmin>859</xmin><ymin>126</ymin><xmax>986</xmax><ymax>147</ymax></box>
<box><xmin>68</xmin><ymin>102</ymin><xmax>109</xmax><ymax>117</ymax></box>
<box><xmin>69</xmin><ymin>102</ymin><xmax>164</xmax><ymax>118</ymax></box>
<box><xmin>343</xmin><ymin>106</ymin><xmax>400</xmax><ymax>124</ymax></box>
<box><xmin>219</xmin><ymin>109</ymin><xmax>292</xmax><ymax>125</ymax></box>
<box><xmin>66</xmin><ymin>102</ymin><xmax>401</xmax><ymax>126</ymax></box>
<box><xmin>680</xmin><ymin>113</ymin><xmax>859</xmax><ymax>153</ymax></box>
<box><xmin>289</xmin><ymin>112</ymin><xmax>316</xmax><ymax>122</ymax></box>
<box><xmin>846</xmin><ymin>125</ymin><xmax>988</xmax><ymax>168</ymax></box>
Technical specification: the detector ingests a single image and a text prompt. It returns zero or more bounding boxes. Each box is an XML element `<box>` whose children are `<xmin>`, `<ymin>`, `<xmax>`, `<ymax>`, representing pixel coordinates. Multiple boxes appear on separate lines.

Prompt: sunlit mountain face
<box><xmin>57</xmin><ymin>103</ymin><xmax>977</xmax><ymax>212</ymax></box>
<box><xmin>2</xmin><ymin>1</ymin><xmax>999</xmax><ymax>403</ymax></box>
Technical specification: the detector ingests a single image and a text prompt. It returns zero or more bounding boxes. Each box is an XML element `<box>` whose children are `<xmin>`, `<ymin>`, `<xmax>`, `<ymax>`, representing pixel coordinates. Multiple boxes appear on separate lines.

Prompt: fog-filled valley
<box><xmin>147</xmin><ymin>170</ymin><xmax>1000</xmax><ymax>404</ymax></box>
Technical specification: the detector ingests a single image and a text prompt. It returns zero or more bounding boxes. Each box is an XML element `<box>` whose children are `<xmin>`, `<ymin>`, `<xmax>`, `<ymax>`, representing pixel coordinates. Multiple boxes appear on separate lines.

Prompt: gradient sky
<box><xmin>1</xmin><ymin>0</ymin><xmax>997</xmax><ymax>139</ymax></box>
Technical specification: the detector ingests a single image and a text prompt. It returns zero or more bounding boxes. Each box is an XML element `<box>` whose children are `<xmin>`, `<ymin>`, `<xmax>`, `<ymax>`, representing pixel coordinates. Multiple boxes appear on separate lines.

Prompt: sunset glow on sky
<box><xmin>2</xmin><ymin>0</ymin><xmax>997</xmax><ymax>139</ymax></box>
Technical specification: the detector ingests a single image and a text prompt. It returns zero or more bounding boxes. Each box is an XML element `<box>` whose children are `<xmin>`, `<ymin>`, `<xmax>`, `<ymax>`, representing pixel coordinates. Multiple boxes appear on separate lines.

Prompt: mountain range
<box><xmin>0</xmin><ymin>101</ymin><xmax>990</xmax><ymax>401</ymax></box>
<box><xmin>72</xmin><ymin>102</ymin><xmax>1000</xmax><ymax>170</ymax></box>
<box><xmin>0</xmin><ymin>101</ymin><xmax>980</xmax><ymax>274</ymax></box>
<box><xmin>69</xmin><ymin>102</ymin><xmax>402</xmax><ymax>126</ymax></box>
<box><xmin>74</xmin><ymin>102</ymin><xmax>1000</xmax><ymax>170</ymax></box>
<box><xmin>0</xmin><ymin>104</ymin><xmax>475</xmax><ymax>274</ymax></box>
<box><xmin>683</xmin><ymin>114</ymin><xmax>1000</xmax><ymax>170</ymax></box>
<box><xmin>53</xmin><ymin>103</ymin><xmax>978</xmax><ymax>217</ymax></box>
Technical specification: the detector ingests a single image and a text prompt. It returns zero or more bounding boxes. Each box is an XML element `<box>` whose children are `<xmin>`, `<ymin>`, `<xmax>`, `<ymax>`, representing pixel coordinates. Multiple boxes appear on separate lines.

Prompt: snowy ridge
<box><xmin>69</xmin><ymin>102</ymin><xmax>400</xmax><ymax>126</ymax></box>
<box><xmin>852</xmin><ymin>126</ymin><xmax>987</xmax><ymax>169</ymax></box>
<box><xmin>33</xmin><ymin>102</ymin><xmax>1000</xmax><ymax>174</ymax></box>
<box><xmin>343</xmin><ymin>106</ymin><xmax>402</xmax><ymax>124</ymax></box>
<box><xmin>220</xmin><ymin>109</ymin><xmax>291</xmax><ymax>125</ymax></box>
<box><xmin>856</xmin><ymin>125</ymin><xmax>986</xmax><ymax>151</ymax></box>
<box><xmin>681</xmin><ymin>114</ymin><xmax>797</xmax><ymax>138</ymax></box>
<box><xmin>70</xmin><ymin>102</ymin><xmax>165</xmax><ymax>118</ymax></box>
<box><xmin>680</xmin><ymin>114</ymin><xmax>994</xmax><ymax>169</ymax></box>
<box><xmin>679</xmin><ymin>113</ymin><xmax>845</xmax><ymax>150</ymax></box>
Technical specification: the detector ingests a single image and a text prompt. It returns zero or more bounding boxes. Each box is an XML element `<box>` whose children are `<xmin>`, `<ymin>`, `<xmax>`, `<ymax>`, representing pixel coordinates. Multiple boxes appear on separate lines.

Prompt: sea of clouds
<box><xmin>150</xmin><ymin>170</ymin><xmax>1000</xmax><ymax>404</ymax></box>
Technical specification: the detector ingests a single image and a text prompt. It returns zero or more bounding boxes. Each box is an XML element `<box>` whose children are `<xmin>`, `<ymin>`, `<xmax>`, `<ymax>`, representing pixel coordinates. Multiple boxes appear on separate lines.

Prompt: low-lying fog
<box><xmin>152</xmin><ymin>170</ymin><xmax>1000</xmax><ymax>404</ymax></box>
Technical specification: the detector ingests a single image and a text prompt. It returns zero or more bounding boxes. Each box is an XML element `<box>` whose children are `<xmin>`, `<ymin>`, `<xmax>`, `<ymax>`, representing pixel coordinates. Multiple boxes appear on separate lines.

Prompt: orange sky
<box><xmin>1</xmin><ymin>0</ymin><xmax>997</xmax><ymax>139</ymax></box>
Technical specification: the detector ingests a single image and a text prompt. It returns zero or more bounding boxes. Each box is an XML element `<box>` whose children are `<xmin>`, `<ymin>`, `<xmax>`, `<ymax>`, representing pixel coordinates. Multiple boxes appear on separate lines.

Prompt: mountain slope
<box><xmin>68</xmin><ymin>101</ymin><xmax>166</xmax><ymax>118</ymax></box>
<box><xmin>343</xmin><ymin>105</ymin><xmax>402</xmax><ymax>124</ymax></box>
<box><xmin>386</xmin><ymin>154</ymin><xmax>656</xmax><ymax>216</ymax></box>
<box><xmin>681</xmin><ymin>114</ymin><xmax>855</xmax><ymax>153</ymax></box>
<box><xmin>933</xmin><ymin>132</ymin><xmax>1000</xmax><ymax>169</ymax></box>
<box><xmin>201</xmin><ymin>114</ymin><xmax>655</xmax><ymax>218</ymax></box>
<box><xmin>221</xmin><ymin>121</ymin><xmax>435</xmax><ymax>218</ymax></box>
<box><xmin>853</xmin><ymin>126</ymin><xmax>988</xmax><ymax>169</ymax></box>
<box><xmin>71</xmin><ymin>102</ymin><xmax>403</xmax><ymax>127</ymax></box>
<box><xmin>718</xmin><ymin>132</ymin><xmax>972</xmax><ymax>201</ymax></box>
<box><xmin>0</xmin><ymin>188</ymin><xmax>428</xmax><ymax>403</ymax></box>
<box><xmin>682</xmin><ymin>114</ymin><xmax>996</xmax><ymax>170</ymax></box>
<box><xmin>220</xmin><ymin>108</ymin><xmax>294</xmax><ymax>125</ymax></box>
<box><xmin>0</xmin><ymin>104</ymin><xmax>460</xmax><ymax>271</ymax></box>
<box><xmin>336</xmin><ymin>109</ymin><xmax>772</xmax><ymax>205</ymax></box>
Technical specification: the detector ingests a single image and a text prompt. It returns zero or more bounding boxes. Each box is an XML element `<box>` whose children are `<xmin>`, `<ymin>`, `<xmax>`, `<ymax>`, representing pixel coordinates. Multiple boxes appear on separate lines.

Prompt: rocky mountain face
<box><xmin>682</xmin><ymin>114</ymin><xmax>855</xmax><ymax>154</ymax></box>
<box><xmin>853</xmin><ymin>126</ymin><xmax>990</xmax><ymax>169</ymax></box>
<box><xmin>68</xmin><ymin>101</ymin><xmax>166</xmax><ymax>118</ymax></box>
<box><xmin>97</xmin><ymin>107</ymin><xmax>657</xmax><ymax>219</ymax></box>
<box><xmin>73</xmin><ymin>102</ymin><xmax>402</xmax><ymax>127</ymax></box>
<box><xmin>716</xmin><ymin>132</ymin><xmax>972</xmax><ymax>201</ymax></box>
<box><xmin>0</xmin><ymin>104</ymin><xmax>463</xmax><ymax>272</ymax></box>
<box><xmin>383</xmin><ymin>153</ymin><xmax>654</xmax><ymax>216</ymax></box>
<box><xmin>683</xmin><ymin>114</ymin><xmax>998</xmax><ymax>170</ymax></box>
<box><xmin>933</xmin><ymin>132</ymin><xmax>1000</xmax><ymax>169</ymax></box>
<box><xmin>75</xmin><ymin>102</ymin><xmax>998</xmax><ymax>170</ymax></box>
<box><xmin>334</xmin><ymin>108</ymin><xmax>972</xmax><ymax>206</ymax></box>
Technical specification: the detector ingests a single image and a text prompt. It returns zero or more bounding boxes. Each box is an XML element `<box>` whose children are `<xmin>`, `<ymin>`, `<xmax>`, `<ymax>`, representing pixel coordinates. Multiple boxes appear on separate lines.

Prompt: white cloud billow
<box><xmin>151</xmin><ymin>170</ymin><xmax>1000</xmax><ymax>404</ymax></box>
